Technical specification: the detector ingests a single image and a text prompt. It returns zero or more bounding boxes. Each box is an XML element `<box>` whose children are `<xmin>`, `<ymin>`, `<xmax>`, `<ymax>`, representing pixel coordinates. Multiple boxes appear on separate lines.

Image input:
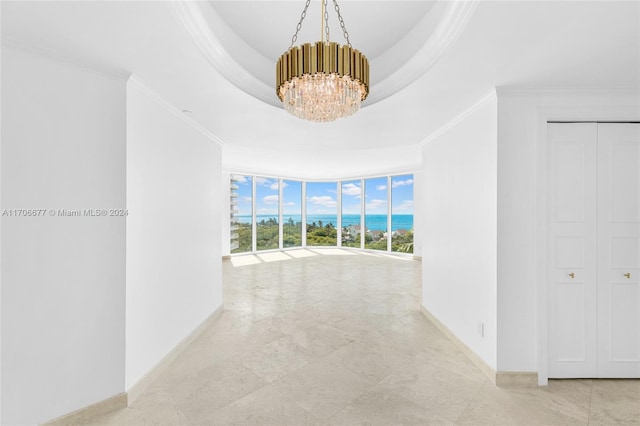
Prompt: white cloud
<box><xmin>255</xmin><ymin>177</ymin><xmax>271</xmax><ymax>186</ymax></box>
<box><xmin>366</xmin><ymin>199</ymin><xmax>387</xmax><ymax>210</ymax></box>
<box><xmin>308</xmin><ymin>195</ymin><xmax>337</xmax><ymax>208</ymax></box>
<box><xmin>342</xmin><ymin>183</ymin><xmax>361</xmax><ymax>196</ymax></box>
<box><xmin>284</xmin><ymin>201</ymin><xmax>295</xmax><ymax>206</ymax></box>
<box><xmin>269</xmin><ymin>181</ymin><xmax>287</xmax><ymax>190</ymax></box>
<box><xmin>393</xmin><ymin>200</ymin><xmax>414</xmax><ymax>212</ymax></box>
<box><xmin>392</xmin><ymin>178</ymin><xmax>414</xmax><ymax>188</ymax></box>
<box><xmin>232</xmin><ymin>175</ymin><xmax>248</xmax><ymax>184</ymax></box>
<box><xmin>242</xmin><ymin>196</ymin><xmax>252</xmax><ymax>202</ymax></box>
<box><xmin>376</xmin><ymin>185</ymin><xmax>387</xmax><ymax>191</ymax></box>
<box><xmin>263</xmin><ymin>194</ymin><xmax>279</xmax><ymax>205</ymax></box>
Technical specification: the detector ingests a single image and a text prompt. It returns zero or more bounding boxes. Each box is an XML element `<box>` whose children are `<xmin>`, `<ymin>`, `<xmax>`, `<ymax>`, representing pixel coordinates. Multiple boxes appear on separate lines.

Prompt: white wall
<box><xmin>223</xmin><ymin>144</ymin><xmax>422</xmax><ymax>181</ymax></box>
<box><xmin>1</xmin><ymin>8</ymin><xmax>4</xmax><ymax>421</ymax></box>
<box><xmin>125</xmin><ymin>79</ymin><xmax>223</xmax><ymax>390</ymax></box>
<box><xmin>496</xmin><ymin>89</ymin><xmax>640</xmax><ymax>376</ymax></box>
<box><xmin>421</xmin><ymin>95</ymin><xmax>498</xmax><ymax>369</ymax></box>
<box><xmin>1</xmin><ymin>47</ymin><xmax>126</xmax><ymax>425</ymax></box>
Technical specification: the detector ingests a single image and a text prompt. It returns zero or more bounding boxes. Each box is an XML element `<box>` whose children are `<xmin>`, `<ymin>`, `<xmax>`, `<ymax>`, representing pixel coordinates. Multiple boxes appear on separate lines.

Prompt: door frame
<box><xmin>535</xmin><ymin>102</ymin><xmax>640</xmax><ymax>385</ymax></box>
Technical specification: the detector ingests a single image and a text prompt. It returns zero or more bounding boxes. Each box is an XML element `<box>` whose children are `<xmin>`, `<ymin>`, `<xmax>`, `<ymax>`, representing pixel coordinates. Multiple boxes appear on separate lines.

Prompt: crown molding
<box><xmin>496</xmin><ymin>86</ymin><xmax>640</xmax><ymax>97</ymax></box>
<box><xmin>168</xmin><ymin>0</ymin><xmax>279</xmax><ymax>109</ymax></box>
<box><xmin>169</xmin><ymin>0</ymin><xmax>478</xmax><ymax>109</ymax></box>
<box><xmin>369</xmin><ymin>0</ymin><xmax>478</xmax><ymax>106</ymax></box>
<box><xmin>420</xmin><ymin>89</ymin><xmax>497</xmax><ymax>146</ymax></box>
<box><xmin>128</xmin><ymin>75</ymin><xmax>225</xmax><ymax>147</ymax></box>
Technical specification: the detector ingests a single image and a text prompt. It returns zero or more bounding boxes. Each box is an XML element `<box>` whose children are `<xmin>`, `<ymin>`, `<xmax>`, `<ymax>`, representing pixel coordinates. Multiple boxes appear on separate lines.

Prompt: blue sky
<box><xmin>255</xmin><ymin>176</ymin><xmax>278</xmax><ymax>217</ymax></box>
<box><xmin>391</xmin><ymin>174</ymin><xmax>414</xmax><ymax>214</ymax></box>
<box><xmin>306</xmin><ymin>181</ymin><xmax>337</xmax><ymax>215</ymax></box>
<box><xmin>341</xmin><ymin>180</ymin><xmax>361</xmax><ymax>215</ymax></box>
<box><xmin>282</xmin><ymin>180</ymin><xmax>301</xmax><ymax>215</ymax></box>
<box><xmin>233</xmin><ymin>174</ymin><xmax>413</xmax><ymax>217</ymax></box>
<box><xmin>365</xmin><ymin>177</ymin><xmax>388</xmax><ymax>215</ymax></box>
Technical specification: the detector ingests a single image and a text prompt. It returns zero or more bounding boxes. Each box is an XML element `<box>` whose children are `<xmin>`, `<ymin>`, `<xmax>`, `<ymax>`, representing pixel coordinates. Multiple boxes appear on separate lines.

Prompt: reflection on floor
<box><xmin>86</xmin><ymin>250</ymin><xmax>639</xmax><ymax>425</ymax></box>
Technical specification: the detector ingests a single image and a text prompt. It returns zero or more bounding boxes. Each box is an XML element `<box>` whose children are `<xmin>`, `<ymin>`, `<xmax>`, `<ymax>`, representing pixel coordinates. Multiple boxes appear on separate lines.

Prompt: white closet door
<box><xmin>548</xmin><ymin>123</ymin><xmax>598</xmax><ymax>378</ymax></box>
<box><xmin>597</xmin><ymin>123</ymin><xmax>640</xmax><ymax>378</ymax></box>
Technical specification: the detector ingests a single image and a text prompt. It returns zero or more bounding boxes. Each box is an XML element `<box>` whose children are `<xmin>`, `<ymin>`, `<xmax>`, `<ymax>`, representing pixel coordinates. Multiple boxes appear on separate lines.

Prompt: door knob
<box><xmin>569</xmin><ymin>272</ymin><xmax>575</xmax><ymax>279</ymax></box>
<box><xmin>624</xmin><ymin>273</ymin><xmax>631</xmax><ymax>279</ymax></box>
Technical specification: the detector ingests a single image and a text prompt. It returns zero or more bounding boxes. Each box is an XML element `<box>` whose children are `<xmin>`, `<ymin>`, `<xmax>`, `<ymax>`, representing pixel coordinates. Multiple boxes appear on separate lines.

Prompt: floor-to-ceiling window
<box><xmin>282</xmin><ymin>180</ymin><xmax>302</xmax><ymax>248</ymax></box>
<box><xmin>306</xmin><ymin>181</ymin><xmax>338</xmax><ymax>246</ymax></box>
<box><xmin>230</xmin><ymin>174</ymin><xmax>413</xmax><ymax>254</ymax></box>
<box><xmin>364</xmin><ymin>177</ymin><xmax>388</xmax><ymax>251</ymax></box>
<box><xmin>255</xmin><ymin>177</ymin><xmax>279</xmax><ymax>250</ymax></box>
<box><xmin>341</xmin><ymin>179</ymin><xmax>362</xmax><ymax>248</ymax></box>
<box><xmin>231</xmin><ymin>174</ymin><xmax>252</xmax><ymax>254</ymax></box>
<box><xmin>391</xmin><ymin>174</ymin><xmax>414</xmax><ymax>253</ymax></box>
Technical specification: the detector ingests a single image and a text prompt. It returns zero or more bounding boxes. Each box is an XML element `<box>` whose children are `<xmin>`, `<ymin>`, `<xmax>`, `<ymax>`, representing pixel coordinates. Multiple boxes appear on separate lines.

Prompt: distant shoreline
<box><xmin>232</xmin><ymin>214</ymin><xmax>413</xmax><ymax>232</ymax></box>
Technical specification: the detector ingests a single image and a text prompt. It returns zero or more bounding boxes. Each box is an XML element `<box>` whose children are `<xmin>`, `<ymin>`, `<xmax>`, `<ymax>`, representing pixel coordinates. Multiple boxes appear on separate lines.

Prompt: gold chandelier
<box><xmin>276</xmin><ymin>0</ymin><xmax>369</xmax><ymax>123</ymax></box>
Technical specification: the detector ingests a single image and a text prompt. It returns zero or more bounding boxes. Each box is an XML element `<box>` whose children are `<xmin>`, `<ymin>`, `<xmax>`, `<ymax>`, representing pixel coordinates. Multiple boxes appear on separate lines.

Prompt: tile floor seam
<box><xmin>184</xmin><ymin>364</ymin><xmax>271</xmax><ymax>422</ymax></box>
<box><xmin>79</xmin><ymin>252</ymin><xmax>639</xmax><ymax>426</ymax></box>
<box><xmin>586</xmin><ymin>380</ymin><xmax>594</xmax><ymax>426</ymax></box>
<box><xmin>450</xmin><ymin>371</ymin><xmax>492</xmax><ymax>426</ymax></box>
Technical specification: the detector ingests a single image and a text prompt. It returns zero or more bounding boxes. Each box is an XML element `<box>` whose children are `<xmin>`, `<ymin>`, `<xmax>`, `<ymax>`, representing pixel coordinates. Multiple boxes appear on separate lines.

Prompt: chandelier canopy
<box><xmin>276</xmin><ymin>0</ymin><xmax>369</xmax><ymax>123</ymax></box>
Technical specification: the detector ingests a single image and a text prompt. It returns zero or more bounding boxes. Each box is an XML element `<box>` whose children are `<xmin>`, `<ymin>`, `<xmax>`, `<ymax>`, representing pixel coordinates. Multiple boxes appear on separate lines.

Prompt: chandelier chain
<box><xmin>332</xmin><ymin>0</ymin><xmax>351</xmax><ymax>47</ymax></box>
<box><xmin>323</xmin><ymin>0</ymin><xmax>330</xmax><ymax>42</ymax></box>
<box><xmin>289</xmin><ymin>0</ymin><xmax>312</xmax><ymax>49</ymax></box>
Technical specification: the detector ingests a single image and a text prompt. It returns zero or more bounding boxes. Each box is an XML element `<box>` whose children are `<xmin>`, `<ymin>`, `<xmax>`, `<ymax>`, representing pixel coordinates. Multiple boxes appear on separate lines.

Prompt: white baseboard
<box><xmin>42</xmin><ymin>305</ymin><xmax>224</xmax><ymax>424</ymax></box>
<box><xmin>419</xmin><ymin>305</ymin><xmax>538</xmax><ymax>387</ymax></box>
<box><xmin>420</xmin><ymin>305</ymin><xmax>497</xmax><ymax>383</ymax></box>
<box><xmin>127</xmin><ymin>304</ymin><xmax>224</xmax><ymax>403</ymax></box>
<box><xmin>42</xmin><ymin>393</ymin><xmax>127</xmax><ymax>426</ymax></box>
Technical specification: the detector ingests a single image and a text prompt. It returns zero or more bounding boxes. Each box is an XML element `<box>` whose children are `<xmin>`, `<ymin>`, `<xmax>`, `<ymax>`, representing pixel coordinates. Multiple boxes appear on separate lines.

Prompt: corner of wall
<box><xmin>125</xmin><ymin>77</ymin><xmax>224</xmax><ymax>391</ymax></box>
<box><xmin>420</xmin><ymin>92</ymin><xmax>498</xmax><ymax>372</ymax></box>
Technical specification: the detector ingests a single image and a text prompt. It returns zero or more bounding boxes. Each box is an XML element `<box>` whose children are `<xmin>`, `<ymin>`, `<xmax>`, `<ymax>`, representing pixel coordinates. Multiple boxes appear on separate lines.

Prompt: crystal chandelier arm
<box><xmin>290</xmin><ymin>0</ymin><xmax>312</xmax><ymax>49</ymax></box>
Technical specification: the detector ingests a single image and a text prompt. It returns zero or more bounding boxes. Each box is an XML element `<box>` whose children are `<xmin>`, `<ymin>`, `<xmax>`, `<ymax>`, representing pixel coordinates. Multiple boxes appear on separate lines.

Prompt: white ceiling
<box><xmin>211</xmin><ymin>1</ymin><xmax>437</xmax><ymax>63</ymax></box>
<box><xmin>2</xmin><ymin>1</ymin><xmax>639</xmax><ymax>178</ymax></box>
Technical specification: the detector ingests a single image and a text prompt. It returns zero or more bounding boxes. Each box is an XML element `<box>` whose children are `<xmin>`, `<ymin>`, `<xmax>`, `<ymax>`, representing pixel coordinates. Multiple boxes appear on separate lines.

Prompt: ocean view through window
<box><xmin>283</xmin><ymin>180</ymin><xmax>302</xmax><ymax>248</ymax></box>
<box><xmin>306</xmin><ymin>182</ymin><xmax>338</xmax><ymax>246</ymax></box>
<box><xmin>365</xmin><ymin>177</ymin><xmax>388</xmax><ymax>251</ymax></box>
<box><xmin>391</xmin><ymin>174</ymin><xmax>414</xmax><ymax>253</ymax></box>
<box><xmin>341</xmin><ymin>180</ymin><xmax>362</xmax><ymax>248</ymax></box>
<box><xmin>229</xmin><ymin>174</ymin><xmax>413</xmax><ymax>255</ymax></box>
<box><xmin>256</xmin><ymin>177</ymin><xmax>279</xmax><ymax>250</ymax></box>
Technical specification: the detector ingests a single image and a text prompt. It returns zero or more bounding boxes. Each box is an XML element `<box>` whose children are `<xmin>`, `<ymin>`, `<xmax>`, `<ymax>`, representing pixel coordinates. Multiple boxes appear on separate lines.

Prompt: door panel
<box><xmin>610</xmin><ymin>283</ymin><xmax>638</xmax><ymax>361</ymax></box>
<box><xmin>555</xmin><ymin>281</ymin><xmax>587</xmax><ymax>361</ymax></box>
<box><xmin>548</xmin><ymin>123</ymin><xmax>598</xmax><ymax>378</ymax></box>
<box><xmin>597</xmin><ymin>123</ymin><xmax>640</xmax><ymax>378</ymax></box>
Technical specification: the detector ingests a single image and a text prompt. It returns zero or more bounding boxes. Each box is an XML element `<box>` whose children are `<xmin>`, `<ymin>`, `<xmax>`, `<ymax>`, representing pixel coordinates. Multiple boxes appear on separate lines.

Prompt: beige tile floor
<box><xmin>86</xmin><ymin>249</ymin><xmax>639</xmax><ymax>425</ymax></box>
